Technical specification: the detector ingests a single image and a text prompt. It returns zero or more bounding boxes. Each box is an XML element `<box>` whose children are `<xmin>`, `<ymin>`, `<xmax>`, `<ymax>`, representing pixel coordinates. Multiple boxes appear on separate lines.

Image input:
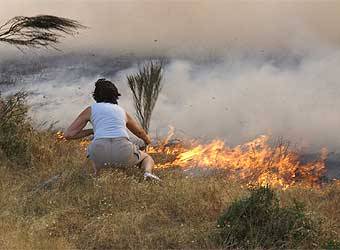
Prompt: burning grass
<box><xmin>0</xmin><ymin>94</ymin><xmax>339</xmax><ymax>249</ymax></box>
<box><xmin>149</xmin><ymin>132</ymin><xmax>327</xmax><ymax>189</ymax></box>
<box><xmin>0</xmin><ymin>129</ymin><xmax>339</xmax><ymax>249</ymax></box>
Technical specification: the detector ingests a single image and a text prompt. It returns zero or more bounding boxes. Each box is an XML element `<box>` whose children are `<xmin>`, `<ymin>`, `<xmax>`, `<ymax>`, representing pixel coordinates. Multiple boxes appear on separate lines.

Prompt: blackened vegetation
<box><xmin>0</xmin><ymin>15</ymin><xmax>85</xmax><ymax>49</ymax></box>
<box><xmin>127</xmin><ymin>60</ymin><xmax>163</xmax><ymax>132</ymax></box>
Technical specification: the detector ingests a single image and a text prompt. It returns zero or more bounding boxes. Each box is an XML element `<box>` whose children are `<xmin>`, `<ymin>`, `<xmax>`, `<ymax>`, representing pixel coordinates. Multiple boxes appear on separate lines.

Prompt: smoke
<box><xmin>1</xmin><ymin>1</ymin><xmax>340</xmax><ymax>56</ymax></box>
<box><xmin>1</xmin><ymin>1</ymin><xmax>340</xmax><ymax>151</ymax></box>
<box><xmin>1</xmin><ymin>50</ymin><xmax>340</xmax><ymax>152</ymax></box>
<box><xmin>155</xmin><ymin>53</ymin><xmax>340</xmax><ymax>151</ymax></box>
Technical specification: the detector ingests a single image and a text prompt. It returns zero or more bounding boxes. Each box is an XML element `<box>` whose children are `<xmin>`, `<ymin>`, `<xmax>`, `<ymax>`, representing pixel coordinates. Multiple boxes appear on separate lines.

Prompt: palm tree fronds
<box><xmin>0</xmin><ymin>15</ymin><xmax>85</xmax><ymax>49</ymax></box>
<box><xmin>127</xmin><ymin>60</ymin><xmax>164</xmax><ymax>133</ymax></box>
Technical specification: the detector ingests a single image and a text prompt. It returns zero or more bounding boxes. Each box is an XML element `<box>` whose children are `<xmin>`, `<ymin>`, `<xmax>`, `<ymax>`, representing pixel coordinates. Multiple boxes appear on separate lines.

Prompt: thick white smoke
<box><xmin>1</xmin><ymin>1</ymin><xmax>340</xmax><ymax>152</ymax></box>
<box><xmin>155</xmin><ymin>53</ymin><xmax>340</xmax><ymax>151</ymax></box>
<box><xmin>2</xmin><ymin>50</ymin><xmax>340</xmax><ymax>152</ymax></box>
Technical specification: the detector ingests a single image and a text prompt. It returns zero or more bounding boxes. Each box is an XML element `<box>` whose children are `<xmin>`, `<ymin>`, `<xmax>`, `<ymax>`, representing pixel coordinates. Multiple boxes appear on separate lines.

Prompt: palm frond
<box><xmin>127</xmin><ymin>60</ymin><xmax>164</xmax><ymax>132</ymax></box>
<box><xmin>0</xmin><ymin>15</ymin><xmax>85</xmax><ymax>49</ymax></box>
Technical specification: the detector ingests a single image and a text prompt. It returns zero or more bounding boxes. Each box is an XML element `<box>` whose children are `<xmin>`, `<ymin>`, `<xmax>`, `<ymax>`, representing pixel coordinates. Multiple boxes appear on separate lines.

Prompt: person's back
<box><xmin>91</xmin><ymin>102</ymin><xmax>129</xmax><ymax>140</ymax></box>
<box><xmin>64</xmin><ymin>78</ymin><xmax>160</xmax><ymax>180</ymax></box>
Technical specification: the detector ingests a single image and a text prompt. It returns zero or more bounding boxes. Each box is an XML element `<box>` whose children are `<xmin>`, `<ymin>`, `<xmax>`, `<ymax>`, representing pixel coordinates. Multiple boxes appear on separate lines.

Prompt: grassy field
<box><xmin>0</xmin><ymin>129</ymin><xmax>339</xmax><ymax>249</ymax></box>
<box><xmin>0</xmin><ymin>94</ymin><xmax>339</xmax><ymax>249</ymax></box>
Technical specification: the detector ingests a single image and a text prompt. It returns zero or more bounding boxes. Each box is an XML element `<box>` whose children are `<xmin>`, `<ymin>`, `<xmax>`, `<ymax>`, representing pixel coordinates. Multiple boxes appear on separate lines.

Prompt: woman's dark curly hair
<box><xmin>92</xmin><ymin>78</ymin><xmax>121</xmax><ymax>104</ymax></box>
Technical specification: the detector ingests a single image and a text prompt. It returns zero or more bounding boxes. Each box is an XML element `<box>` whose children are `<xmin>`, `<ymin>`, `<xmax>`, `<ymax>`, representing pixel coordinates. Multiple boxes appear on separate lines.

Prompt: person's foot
<box><xmin>143</xmin><ymin>172</ymin><xmax>161</xmax><ymax>182</ymax></box>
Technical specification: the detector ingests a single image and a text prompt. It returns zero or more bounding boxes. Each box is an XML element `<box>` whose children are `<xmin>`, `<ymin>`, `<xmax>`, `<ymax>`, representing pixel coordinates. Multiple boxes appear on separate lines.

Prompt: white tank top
<box><xmin>90</xmin><ymin>103</ymin><xmax>129</xmax><ymax>140</ymax></box>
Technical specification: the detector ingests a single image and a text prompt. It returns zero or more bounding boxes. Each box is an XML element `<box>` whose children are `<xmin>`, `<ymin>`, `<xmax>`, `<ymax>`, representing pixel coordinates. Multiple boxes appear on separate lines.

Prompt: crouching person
<box><xmin>64</xmin><ymin>78</ymin><xmax>160</xmax><ymax>181</ymax></box>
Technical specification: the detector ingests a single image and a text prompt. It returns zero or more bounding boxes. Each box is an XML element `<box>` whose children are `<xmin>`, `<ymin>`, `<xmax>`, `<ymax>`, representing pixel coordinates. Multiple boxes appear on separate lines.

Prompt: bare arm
<box><xmin>64</xmin><ymin>107</ymin><xmax>93</xmax><ymax>140</ymax></box>
<box><xmin>126</xmin><ymin>112</ymin><xmax>151</xmax><ymax>145</ymax></box>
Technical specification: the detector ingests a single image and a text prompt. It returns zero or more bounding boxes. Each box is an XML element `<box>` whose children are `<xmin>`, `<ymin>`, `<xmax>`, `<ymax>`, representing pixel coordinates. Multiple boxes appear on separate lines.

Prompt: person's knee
<box><xmin>144</xmin><ymin>154</ymin><xmax>154</xmax><ymax>164</ymax></box>
<box><xmin>140</xmin><ymin>152</ymin><xmax>154</xmax><ymax>165</ymax></box>
<box><xmin>147</xmin><ymin>154</ymin><xmax>155</xmax><ymax>165</ymax></box>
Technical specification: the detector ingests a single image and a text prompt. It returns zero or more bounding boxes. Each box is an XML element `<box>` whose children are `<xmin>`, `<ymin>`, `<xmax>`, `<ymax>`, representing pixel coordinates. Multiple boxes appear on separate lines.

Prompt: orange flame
<box><xmin>55</xmin><ymin>131</ymin><xmax>90</xmax><ymax>151</ymax></box>
<box><xmin>56</xmin><ymin>131</ymin><xmax>66</xmax><ymax>141</ymax></box>
<box><xmin>55</xmin><ymin>129</ymin><xmax>327</xmax><ymax>189</ymax></box>
<box><xmin>150</xmin><ymin>134</ymin><xmax>326</xmax><ymax>189</ymax></box>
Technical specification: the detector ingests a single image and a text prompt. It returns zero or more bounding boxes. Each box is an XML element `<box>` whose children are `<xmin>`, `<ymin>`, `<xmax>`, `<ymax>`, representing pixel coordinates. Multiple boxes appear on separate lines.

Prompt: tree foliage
<box><xmin>127</xmin><ymin>60</ymin><xmax>163</xmax><ymax>132</ymax></box>
<box><xmin>0</xmin><ymin>15</ymin><xmax>85</xmax><ymax>49</ymax></box>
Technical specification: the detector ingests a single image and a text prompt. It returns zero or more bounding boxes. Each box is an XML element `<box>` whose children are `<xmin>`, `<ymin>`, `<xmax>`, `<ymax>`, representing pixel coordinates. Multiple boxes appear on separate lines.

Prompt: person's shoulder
<box><xmin>116</xmin><ymin>105</ymin><xmax>127</xmax><ymax>119</ymax></box>
<box><xmin>89</xmin><ymin>102</ymin><xmax>97</xmax><ymax>108</ymax></box>
<box><xmin>83</xmin><ymin>106</ymin><xmax>92</xmax><ymax>114</ymax></box>
<box><xmin>116</xmin><ymin>104</ymin><xmax>125</xmax><ymax>112</ymax></box>
<box><xmin>87</xmin><ymin>103</ymin><xmax>96</xmax><ymax>112</ymax></box>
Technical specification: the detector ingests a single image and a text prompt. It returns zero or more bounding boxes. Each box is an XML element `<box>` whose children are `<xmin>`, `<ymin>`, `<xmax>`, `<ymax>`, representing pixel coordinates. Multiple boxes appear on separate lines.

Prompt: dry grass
<box><xmin>0</xmin><ymin>130</ymin><xmax>339</xmax><ymax>249</ymax></box>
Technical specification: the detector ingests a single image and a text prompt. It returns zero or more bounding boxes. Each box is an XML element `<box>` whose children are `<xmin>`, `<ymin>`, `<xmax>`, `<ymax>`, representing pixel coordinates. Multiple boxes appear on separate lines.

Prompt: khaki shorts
<box><xmin>87</xmin><ymin>137</ymin><xmax>143</xmax><ymax>169</ymax></box>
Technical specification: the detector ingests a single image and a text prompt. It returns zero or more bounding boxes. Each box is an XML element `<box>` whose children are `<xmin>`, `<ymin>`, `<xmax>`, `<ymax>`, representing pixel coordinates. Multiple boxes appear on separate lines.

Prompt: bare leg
<box><xmin>139</xmin><ymin>151</ymin><xmax>154</xmax><ymax>174</ymax></box>
<box><xmin>82</xmin><ymin>157</ymin><xmax>98</xmax><ymax>176</ymax></box>
<box><xmin>91</xmin><ymin>160</ymin><xmax>98</xmax><ymax>176</ymax></box>
<box><xmin>139</xmin><ymin>152</ymin><xmax>161</xmax><ymax>181</ymax></box>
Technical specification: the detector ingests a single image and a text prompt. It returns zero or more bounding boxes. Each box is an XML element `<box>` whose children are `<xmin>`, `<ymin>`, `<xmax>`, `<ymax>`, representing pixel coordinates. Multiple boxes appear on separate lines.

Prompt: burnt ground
<box><xmin>300</xmin><ymin>153</ymin><xmax>340</xmax><ymax>180</ymax></box>
<box><xmin>325</xmin><ymin>154</ymin><xmax>340</xmax><ymax>179</ymax></box>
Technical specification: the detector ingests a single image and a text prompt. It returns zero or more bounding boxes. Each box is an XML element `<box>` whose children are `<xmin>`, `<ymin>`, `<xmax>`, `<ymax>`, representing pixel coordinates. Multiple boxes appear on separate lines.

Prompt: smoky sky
<box><xmin>1</xmin><ymin>1</ymin><xmax>340</xmax><ymax>152</ymax></box>
<box><xmin>1</xmin><ymin>1</ymin><xmax>340</xmax><ymax>56</ymax></box>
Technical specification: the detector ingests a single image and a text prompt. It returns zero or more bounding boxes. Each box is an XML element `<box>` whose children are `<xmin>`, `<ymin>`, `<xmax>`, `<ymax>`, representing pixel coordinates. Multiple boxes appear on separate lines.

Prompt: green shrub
<box><xmin>325</xmin><ymin>240</ymin><xmax>340</xmax><ymax>250</ymax></box>
<box><xmin>0</xmin><ymin>91</ymin><xmax>33</xmax><ymax>166</ymax></box>
<box><xmin>217</xmin><ymin>186</ymin><xmax>321</xmax><ymax>249</ymax></box>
